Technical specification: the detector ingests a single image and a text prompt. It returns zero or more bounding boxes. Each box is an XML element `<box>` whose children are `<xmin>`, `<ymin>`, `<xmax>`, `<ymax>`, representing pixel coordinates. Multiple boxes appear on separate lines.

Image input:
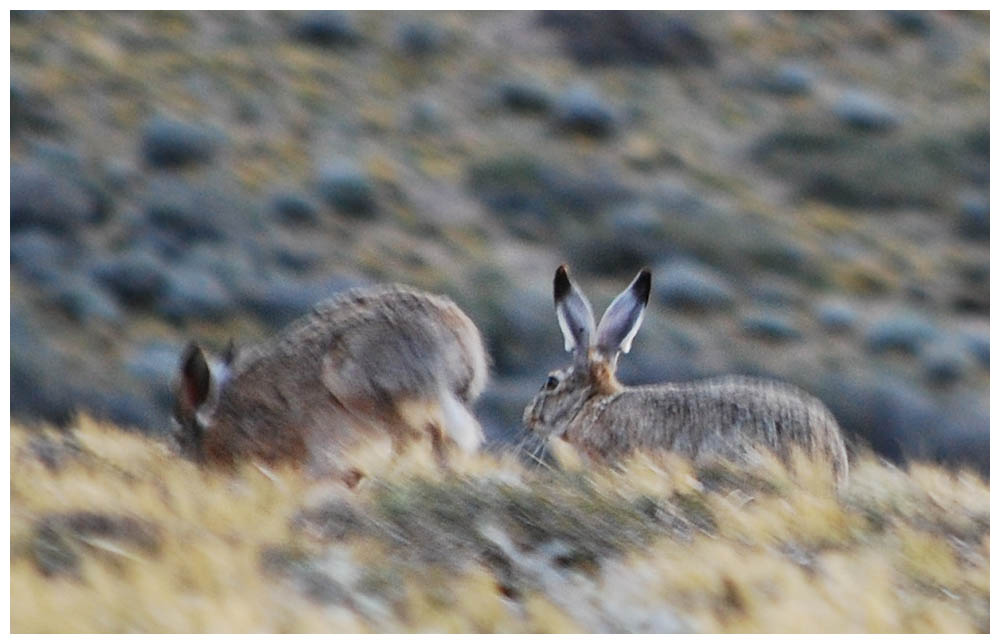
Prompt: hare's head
<box><xmin>171</xmin><ymin>341</ymin><xmax>236</xmax><ymax>461</ymax></box>
<box><xmin>522</xmin><ymin>265</ymin><xmax>651</xmax><ymax>438</ymax></box>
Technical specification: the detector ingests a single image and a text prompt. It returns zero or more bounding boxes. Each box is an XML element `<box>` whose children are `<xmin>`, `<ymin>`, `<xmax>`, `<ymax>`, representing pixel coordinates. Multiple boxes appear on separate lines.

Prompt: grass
<box><xmin>10</xmin><ymin>417</ymin><xmax>989</xmax><ymax>633</ymax></box>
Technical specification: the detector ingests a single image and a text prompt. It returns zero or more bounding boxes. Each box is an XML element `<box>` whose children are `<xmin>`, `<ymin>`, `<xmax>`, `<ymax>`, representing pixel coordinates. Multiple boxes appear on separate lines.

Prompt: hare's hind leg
<box><xmin>396</xmin><ymin>389</ymin><xmax>483</xmax><ymax>469</ymax></box>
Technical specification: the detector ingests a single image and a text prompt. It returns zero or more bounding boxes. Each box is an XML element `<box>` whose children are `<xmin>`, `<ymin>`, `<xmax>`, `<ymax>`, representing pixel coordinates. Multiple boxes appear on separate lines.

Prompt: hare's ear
<box><xmin>179</xmin><ymin>342</ymin><xmax>212</xmax><ymax>411</ymax></box>
<box><xmin>554</xmin><ymin>265</ymin><xmax>595</xmax><ymax>359</ymax></box>
<box><xmin>596</xmin><ymin>269</ymin><xmax>651</xmax><ymax>356</ymax></box>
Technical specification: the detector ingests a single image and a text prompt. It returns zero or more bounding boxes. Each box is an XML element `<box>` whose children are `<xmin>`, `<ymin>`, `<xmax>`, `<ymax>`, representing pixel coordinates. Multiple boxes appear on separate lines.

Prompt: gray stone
<box><xmin>315</xmin><ymin>162</ymin><xmax>377</xmax><ymax>217</ymax></box>
<box><xmin>762</xmin><ymin>62</ymin><xmax>815</xmax><ymax>96</ymax></box>
<box><xmin>921</xmin><ymin>341</ymin><xmax>971</xmax><ymax>385</ymax></box>
<box><xmin>963</xmin><ymin>333</ymin><xmax>989</xmax><ymax>368</ymax></box>
<box><xmin>140</xmin><ymin>116</ymin><xmax>219</xmax><ymax>168</ymax></box>
<box><xmin>291</xmin><ymin>11</ymin><xmax>361</xmax><ymax>48</ymax></box>
<box><xmin>90</xmin><ymin>250</ymin><xmax>169</xmax><ymax>308</ymax></box>
<box><xmin>569</xmin><ymin>202</ymin><xmax>668</xmax><ymax>274</ymax></box>
<box><xmin>11</xmin><ymin>231</ymin><xmax>73</xmax><ymax>286</ymax></box>
<box><xmin>52</xmin><ymin>276</ymin><xmax>123</xmax><ymax>326</ymax></box>
<box><xmin>157</xmin><ymin>265</ymin><xmax>236</xmax><ymax>323</ymax></box>
<box><xmin>397</xmin><ymin>21</ymin><xmax>446</xmax><ymax>57</ymax></box>
<box><xmin>540</xmin><ymin>11</ymin><xmax>714</xmax><ymax>67</ymax></box>
<box><xmin>833</xmin><ymin>91</ymin><xmax>901</xmax><ymax>132</ymax></box>
<box><xmin>553</xmin><ymin>84</ymin><xmax>618</xmax><ymax>138</ymax></box>
<box><xmin>11</xmin><ymin>78</ymin><xmax>61</xmax><ymax>133</ymax></box>
<box><xmin>143</xmin><ymin>177</ymin><xmax>232</xmax><ymax>244</ymax></box>
<box><xmin>815</xmin><ymin>300</ymin><xmax>858</xmax><ymax>333</ymax></box>
<box><xmin>467</xmin><ymin>155</ymin><xmax>633</xmax><ymax>240</ymax></box>
<box><xmin>741</xmin><ymin>311</ymin><xmax>802</xmax><ymax>342</ymax></box>
<box><xmin>653</xmin><ymin>259</ymin><xmax>735</xmax><ymax>312</ymax></box>
<box><xmin>497</xmin><ymin>78</ymin><xmax>553</xmax><ymax>113</ymax></box>
<box><xmin>126</xmin><ymin>342</ymin><xmax>183</xmax><ymax>409</ymax></box>
<box><xmin>956</xmin><ymin>192</ymin><xmax>989</xmax><ymax>241</ymax></box>
<box><xmin>11</xmin><ymin>162</ymin><xmax>100</xmax><ymax>234</ymax></box>
<box><xmin>269</xmin><ymin>190</ymin><xmax>320</xmax><ymax>227</ymax></box>
<box><xmin>11</xmin><ymin>306</ymin><xmax>74</xmax><ymax>426</ymax></box>
<box><xmin>865</xmin><ymin>313</ymin><xmax>940</xmax><ymax>355</ymax></box>
<box><xmin>237</xmin><ymin>274</ymin><xmax>366</xmax><ymax>331</ymax></box>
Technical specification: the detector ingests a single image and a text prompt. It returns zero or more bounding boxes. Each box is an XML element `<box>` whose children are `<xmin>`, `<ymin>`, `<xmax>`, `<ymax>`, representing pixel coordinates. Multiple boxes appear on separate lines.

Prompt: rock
<box><xmin>140</xmin><ymin>116</ymin><xmax>219</xmax><ymax>168</ymax></box>
<box><xmin>921</xmin><ymin>340</ymin><xmax>971</xmax><ymax>385</ymax></box>
<box><xmin>885</xmin><ymin>10</ymin><xmax>933</xmax><ymax>35</ymax></box>
<box><xmin>761</xmin><ymin>62</ymin><xmax>815</xmax><ymax>96</ymax></box>
<box><xmin>481</xmin><ymin>285</ymin><xmax>565</xmax><ymax>379</ymax></box>
<box><xmin>816</xmin><ymin>372</ymin><xmax>987</xmax><ymax>475</ymax></box>
<box><xmin>76</xmin><ymin>390</ymin><xmax>162</xmax><ymax>431</ymax></box>
<box><xmin>752</xmin><ymin>120</ymin><xmax>981</xmax><ymax>209</ymax></box>
<box><xmin>467</xmin><ymin>155</ymin><xmax>633</xmax><ymax>240</ymax></box>
<box><xmin>90</xmin><ymin>250</ymin><xmax>169</xmax><ymax>309</ymax></box>
<box><xmin>865</xmin><ymin>313</ymin><xmax>940</xmax><ymax>355</ymax></box>
<box><xmin>126</xmin><ymin>342</ymin><xmax>183</xmax><ymax>409</ymax></box>
<box><xmin>11</xmin><ymin>230</ymin><xmax>74</xmax><ymax>286</ymax></box>
<box><xmin>832</xmin><ymin>91</ymin><xmax>901</xmax><ymax>132</ymax></box>
<box><xmin>814</xmin><ymin>299</ymin><xmax>858</xmax><ymax>333</ymax></box>
<box><xmin>11</xmin><ymin>79</ymin><xmax>61</xmax><ymax>133</ymax></box>
<box><xmin>51</xmin><ymin>276</ymin><xmax>123</xmax><ymax>326</ymax></box>
<box><xmin>540</xmin><ymin>11</ymin><xmax>714</xmax><ymax>67</ymax></box>
<box><xmin>475</xmin><ymin>378</ymin><xmax>544</xmax><ymax>445</ymax></box>
<box><xmin>497</xmin><ymin>78</ymin><xmax>553</xmax><ymax>114</ymax></box>
<box><xmin>143</xmin><ymin>177</ymin><xmax>232</xmax><ymax>244</ymax></box>
<box><xmin>156</xmin><ymin>265</ymin><xmax>236</xmax><ymax>323</ymax></box>
<box><xmin>653</xmin><ymin>259</ymin><xmax>735</xmax><ymax>312</ymax></box>
<box><xmin>11</xmin><ymin>306</ymin><xmax>75</xmax><ymax>426</ymax></box>
<box><xmin>568</xmin><ymin>202</ymin><xmax>668</xmax><ymax>274</ymax></box>
<box><xmin>11</xmin><ymin>162</ymin><xmax>100</xmax><ymax>234</ymax></box>
<box><xmin>956</xmin><ymin>192</ymin><xmax>989</xmax><ymax>241</ymax></box>
<box><xmin>553</xmin><ymin>84</ymin><xmax>618</xmax><ymax>138</ymax></box>
<box><xmin>315</xmin><ymin>162</ymin><xmax>377</xmax><ymax>217</ymax></box>
<box><xmin>290</xmin><ymin>11</ymin><xmax>361</xmax><ymax>48</ymax></box>
<box><xmin>963</xmin><ymin>333</ymin><xmax>989</xmax><ymax>368</ymax></box>
<box><xmin>407</xmin><ymin>97</ymin><xmax>447</xmax><ymax>133</ymax></box>
<box><xmin>269</xmin><ymin>190</ymin><xmax>321</xmax><ymax>227</ymax></box>
<box><xmin>272</xmin><ymin>246</ymin><xmax>321</xmax><ymax>275</ymax></box>
<box><xmin>396</xmin><ymin>21</ymin><xmax>446</xmax><ymax>57</ymax></box>
<box><xmin>741</xmin><ymin>311</ymin><xmax>802</xmax><ymax>342</ymax></box>
<box><xmin>237</xmin><ymin>275</ymin><xmax>365</xmax><ymax>331</ymax></box>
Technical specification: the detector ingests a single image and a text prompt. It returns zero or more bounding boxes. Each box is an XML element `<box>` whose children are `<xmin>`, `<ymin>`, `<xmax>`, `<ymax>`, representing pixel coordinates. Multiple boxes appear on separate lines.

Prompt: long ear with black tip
<box><xmin>554</xmin><ymin>264</ymin><xmax>595</xmax><ymax>359</ymax></box>
<box><xmin>179</xmin><ymin>342</ymin><xmax>212</xmax><ymax>411</ymax></box>
<box><xmin>595</xmin><ymin>268</ymin><xmax>651</xmax><ymax>357</ymax></box>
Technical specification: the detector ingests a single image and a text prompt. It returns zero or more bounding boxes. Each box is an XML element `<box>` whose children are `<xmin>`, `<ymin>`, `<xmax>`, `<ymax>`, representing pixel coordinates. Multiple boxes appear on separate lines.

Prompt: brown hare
<box><xmin>173</xmin><ymin>283</ymin><xmax>489</xmax><ymax>475</ymax></box>
<box><xmin>523</xmin><ymin>265</ymin><xmax>848</xmax><ymax>488</ymax></box>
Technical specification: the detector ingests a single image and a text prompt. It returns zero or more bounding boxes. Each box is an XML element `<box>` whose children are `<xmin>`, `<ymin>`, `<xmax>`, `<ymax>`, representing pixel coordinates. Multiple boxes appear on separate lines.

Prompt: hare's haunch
<box><xmin>173</xmin><ymin>284</ymin><xmax>488</xmax><ymax>473</ymax></box>
<box><xmin>523</xmin><ymin>265</ymin><xmax>849</xmax><ymax>488</ymax></box>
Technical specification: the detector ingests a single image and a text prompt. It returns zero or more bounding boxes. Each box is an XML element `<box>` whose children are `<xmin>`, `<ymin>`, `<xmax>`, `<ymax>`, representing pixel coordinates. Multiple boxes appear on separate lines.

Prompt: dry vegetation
<box><xmin>11</xmin><ymin>417</ymin><xmax>989</xmax><ymax>633</ymax></box>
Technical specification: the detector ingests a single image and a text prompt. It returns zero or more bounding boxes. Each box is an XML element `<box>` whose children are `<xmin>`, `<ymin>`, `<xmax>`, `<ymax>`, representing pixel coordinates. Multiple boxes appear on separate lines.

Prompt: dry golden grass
<box><xmin>10</xmin><ymin>417</ymin><xmax>989</xmax><ymax>633</ymax></box>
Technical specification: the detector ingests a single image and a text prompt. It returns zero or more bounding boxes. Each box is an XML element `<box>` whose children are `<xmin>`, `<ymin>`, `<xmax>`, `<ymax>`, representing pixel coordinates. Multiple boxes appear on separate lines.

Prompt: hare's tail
<box><xmin>438</xmin><ymin>386</ymin><xmax>483</xmax><ymax>453</ymax></box>
<box><xmin>396</xmin><ymin>386</ymin><xmax>484</xmax><ymax>455</ymax></box>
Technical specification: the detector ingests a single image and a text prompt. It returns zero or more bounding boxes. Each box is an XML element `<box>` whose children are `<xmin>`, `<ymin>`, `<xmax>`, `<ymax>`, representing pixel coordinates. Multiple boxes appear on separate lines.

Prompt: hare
<box><xmin>172</xmin><ymin>283</ymin><xmax>489</xmax><ymax>474</ymax></box>
<box><xmin>523</xmin><ymin>265</ymin><xmax>849</xmax><ymax>488</ymax></box>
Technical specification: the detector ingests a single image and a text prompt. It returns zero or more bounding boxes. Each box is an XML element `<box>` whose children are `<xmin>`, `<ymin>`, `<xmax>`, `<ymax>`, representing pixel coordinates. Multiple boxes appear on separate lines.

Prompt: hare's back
<box><xmin>600</xmin><ymin>376</ymin><xmax>846</xmax><ymax>478</ymax></box>
<box><xmin>311</xmin><ymin>285</ymin><xmax>487</xmax><ymax>402</ymax></box>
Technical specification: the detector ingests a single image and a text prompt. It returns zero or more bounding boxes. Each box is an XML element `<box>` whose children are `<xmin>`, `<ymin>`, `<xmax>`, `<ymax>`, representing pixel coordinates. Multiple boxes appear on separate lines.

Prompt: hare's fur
<box><xmin>523</xmin><ymin>266</ymin><xmax>849</xmax><ymax>488</ymax></box>
<box><xmin>174</xmin><ymin>284</ymin><xmax>488</xmax><ymax>473</ymax></box>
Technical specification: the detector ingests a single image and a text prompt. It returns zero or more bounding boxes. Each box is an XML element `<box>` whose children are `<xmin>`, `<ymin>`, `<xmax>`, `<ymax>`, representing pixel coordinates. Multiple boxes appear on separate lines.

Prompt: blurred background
<box><xmin>10</xmin><ymin>11</ymin><xmax>989</xmax><ymax>474</ymax></box>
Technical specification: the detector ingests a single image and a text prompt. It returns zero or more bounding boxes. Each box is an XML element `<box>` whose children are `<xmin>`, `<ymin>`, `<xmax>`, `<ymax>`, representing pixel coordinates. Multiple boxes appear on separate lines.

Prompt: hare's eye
<box><xmin>544</xmin><ymin>375</ymin><xmax>559</xmax><ymax>390</ymax></box>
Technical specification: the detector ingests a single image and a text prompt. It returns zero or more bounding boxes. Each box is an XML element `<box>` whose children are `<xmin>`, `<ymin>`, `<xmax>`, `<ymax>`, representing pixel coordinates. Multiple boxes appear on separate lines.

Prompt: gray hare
<box><xmin>523</xmin><ymin>265</ymin><xmax>849</xmax><ymax>488</ymax></box>
<box><xmin>173</xmin><ymin>284</ymin><xmax>488</xmax><ymax>473</ymax></box>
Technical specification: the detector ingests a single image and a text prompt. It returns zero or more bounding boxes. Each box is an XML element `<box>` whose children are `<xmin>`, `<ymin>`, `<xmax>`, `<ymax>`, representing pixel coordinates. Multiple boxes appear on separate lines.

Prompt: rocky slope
<box><xmin>10</xmin><ymin>11</ymin><xmax>989</xmax><ymax>472</ymax></box>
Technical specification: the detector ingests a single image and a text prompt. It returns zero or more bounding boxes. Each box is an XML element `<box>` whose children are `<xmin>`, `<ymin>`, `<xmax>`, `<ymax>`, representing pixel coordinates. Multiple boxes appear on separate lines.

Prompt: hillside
<box><xmin>11</xmin><ymin>419</ymin><xmax>989</xmax><ymax>633</ymax></box>
<box><xmin>10</xmin><ymin>11</ymin><xmax>990</xmax><ymax>473</ymax></box>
